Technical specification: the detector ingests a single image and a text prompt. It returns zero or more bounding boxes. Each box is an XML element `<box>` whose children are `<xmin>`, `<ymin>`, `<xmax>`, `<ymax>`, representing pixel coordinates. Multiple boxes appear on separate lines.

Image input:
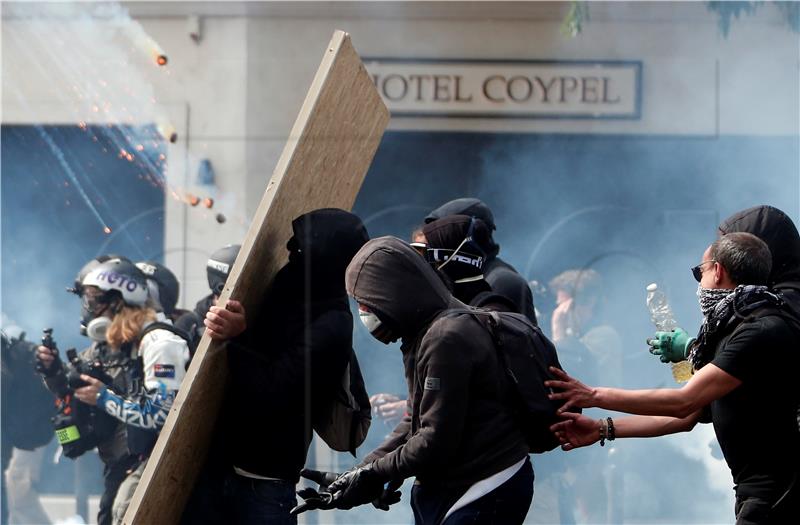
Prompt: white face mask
<box><xmin>358</xmin><ymin>306</ymin><xmax>397</xmax><ymax>344</ymax></box>
<box><xmin>85</xmin><ymin>316</ymin><xmax>111</xmax><ymax>342</ymax></box>
<box><xmin>359</xmin><ymin>310</ymin><xmax>383</xmax><ymax>333</ymax></box>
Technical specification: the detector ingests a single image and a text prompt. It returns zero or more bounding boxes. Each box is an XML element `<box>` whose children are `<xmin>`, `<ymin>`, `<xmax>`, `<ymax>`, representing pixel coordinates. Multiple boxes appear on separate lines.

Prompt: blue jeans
<box><xmin>181</xmin><ymin>464</ymin><xmax>298</xmax><ymax>525</ymax></box>
<box><xmin>229</xmin><ymin>474</ymin><xmax>298</xmax><ymax>525</ymax></box>
<box><xmin>411</xmin><ymin>457</ymin><xmax>534</xmax><ymax>525</ymax></box>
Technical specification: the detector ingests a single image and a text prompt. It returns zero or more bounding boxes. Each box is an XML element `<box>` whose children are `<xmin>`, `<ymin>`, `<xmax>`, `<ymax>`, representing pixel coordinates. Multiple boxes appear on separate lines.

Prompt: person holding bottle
<box><xmin>547</xmin><ymin>232</ymin><xmax>800</xmax><ymax>525</ymax></box>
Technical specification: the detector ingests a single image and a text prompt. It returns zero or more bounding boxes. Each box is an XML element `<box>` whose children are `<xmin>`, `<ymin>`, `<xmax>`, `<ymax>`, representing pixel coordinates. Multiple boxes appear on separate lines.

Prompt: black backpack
<box><xmin>311</xmin><ymin>349</ymin><xmax>372</xmax><ymax>456</ymax></box>
<box><xmin>444</xmin><ymin>308</ymin><xmax>577</xmax><ymax>453</ymax></box>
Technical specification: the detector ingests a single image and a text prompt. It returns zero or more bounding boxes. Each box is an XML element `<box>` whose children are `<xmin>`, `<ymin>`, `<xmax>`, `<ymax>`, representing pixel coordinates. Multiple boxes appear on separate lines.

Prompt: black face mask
<box><xmin>425</xmin><ymin>218</ymin><xmax>486</xmax><ymax>283</ymax></box>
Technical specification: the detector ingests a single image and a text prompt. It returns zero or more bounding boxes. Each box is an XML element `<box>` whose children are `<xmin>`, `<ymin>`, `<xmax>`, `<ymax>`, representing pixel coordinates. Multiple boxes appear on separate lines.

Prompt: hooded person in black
<box><xmin>421</xmin><ymin>215</ymin><xmax>517</xmax><ymax>313</ymax></box>
<box><xmin>182</xmin><ymin>209</ymin><xmax>370</xmax><ymax>525</ymax></box>
<box><xmin>319</xmin><ymin>236</ymin><xmax>532</xmax><ymax>525</ymax></box>
<box><xmin>424</xmin><ymin>198</ymin><xmax>537</xmax><ymax>325</ymax></box>
<box><xmin>718</xmin><ymin>205</ymin><xmax>800</xmax><ymax>305</ymax></box>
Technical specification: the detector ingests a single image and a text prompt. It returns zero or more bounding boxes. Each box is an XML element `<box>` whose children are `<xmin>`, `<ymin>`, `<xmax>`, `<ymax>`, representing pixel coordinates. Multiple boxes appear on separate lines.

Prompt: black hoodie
<box><xmin>223</xmin><ymin>209</ymin><xmax>369</xmax><ymax>482</ymax></box>
<box><xmin>718</xmin><ymin>205</ymin><xmax>800</xmax><ymax>286</ymax></box>
<box><xmin>719</xmin><ymin>205</ymin><xmax>800</xmax><ymax>314</ymax></box>
<box><xmin>425</xmin><ymin>199</ymin><xmax>537</xmax><ymax>325</ymax></box>
<box><xmin>346</xmin><ymin>236</ymin><xmax>529</xmax><ymax>490</ymax></box>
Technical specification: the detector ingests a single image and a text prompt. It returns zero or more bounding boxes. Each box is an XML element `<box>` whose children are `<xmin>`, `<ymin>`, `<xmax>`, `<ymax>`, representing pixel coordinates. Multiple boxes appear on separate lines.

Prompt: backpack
<box><xmin>443</xmin><ymin>308</ymin><xmax>577</xmax><ymax>453</ymax></box>
<box><xmin>312</xmin><ymin>349</ymin><xmax>372</xmax><ymax>456</ymax></box>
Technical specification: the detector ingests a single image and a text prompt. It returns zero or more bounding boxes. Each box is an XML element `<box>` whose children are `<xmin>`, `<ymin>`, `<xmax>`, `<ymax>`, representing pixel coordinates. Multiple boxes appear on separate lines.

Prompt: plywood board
<box><xmin>123</xmin><ymin>30</ymin><xmax>389</xmax><ymax>524</ymax></box>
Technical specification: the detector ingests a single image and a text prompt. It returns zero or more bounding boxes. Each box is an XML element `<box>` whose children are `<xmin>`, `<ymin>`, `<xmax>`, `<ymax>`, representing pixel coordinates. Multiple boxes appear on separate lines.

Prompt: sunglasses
<box><xmin>691</xmin><ymin>260</ymin><xmax>717</xmax><ymax>282</ymax></box>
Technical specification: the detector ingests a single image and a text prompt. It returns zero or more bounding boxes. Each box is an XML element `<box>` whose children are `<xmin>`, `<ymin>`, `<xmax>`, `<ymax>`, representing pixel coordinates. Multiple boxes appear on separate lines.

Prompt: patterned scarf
<box><xmin>689</xmin><ymin>284</ymin><xmax>783</xmax><ymax>370</ymax></box>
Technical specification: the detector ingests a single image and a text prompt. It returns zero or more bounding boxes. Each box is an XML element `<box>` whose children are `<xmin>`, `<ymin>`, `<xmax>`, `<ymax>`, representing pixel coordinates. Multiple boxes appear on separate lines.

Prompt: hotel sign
<box><xmin>364</xmin><ymin>59</ymin><xmax>642</xmax><ymax>119</ymax></box>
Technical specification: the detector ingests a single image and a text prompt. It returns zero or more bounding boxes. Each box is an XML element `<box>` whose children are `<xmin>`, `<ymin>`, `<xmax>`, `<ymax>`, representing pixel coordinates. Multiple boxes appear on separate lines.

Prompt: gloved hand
<box><xmin>291</xmin><ymin>487</ymin><xmax>334</xmax><ymax>515</ymax></box>
<box><xmin>291</xmin><ymin>469</ymin><xmax>340</xmax><ymax>515</ymax></box>
<box><xmin>372</xmin><ymin>478</ymin><xmax>402</xmax><ymax>511</ymax></box>
<box><xmin>327</xmin><ymin>463</ymin><xmax>388</xmax><ymax>510</ymax></box>
<box><xmin>291</xmin><ymin>467</ymin><xmax>402</xmax><ymax>515</ymax></box>
<box><xmin>300</xmin><ymin>468</ymin><xmax>339</xmax><ymax>490</ymax></box>
<box><xmin>647</xmin><ymin>328</ymin><xmax>694</xmax><ymax>363</ymax></box>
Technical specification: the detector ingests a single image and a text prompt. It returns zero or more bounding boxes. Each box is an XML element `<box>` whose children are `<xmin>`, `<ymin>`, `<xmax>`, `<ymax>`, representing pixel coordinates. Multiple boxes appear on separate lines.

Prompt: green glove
<box><xmin>648</xmin><ymin>328</ymin><xmax>694</xmax><ymax>363</ymax></box>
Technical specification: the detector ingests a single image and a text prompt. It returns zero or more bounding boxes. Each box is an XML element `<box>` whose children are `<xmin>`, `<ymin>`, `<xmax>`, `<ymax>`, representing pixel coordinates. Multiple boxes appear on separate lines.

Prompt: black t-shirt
<box><xmin>710</xmin><ymin>314</ymin><xmax>800</xmax><ymax>499</ymax></box>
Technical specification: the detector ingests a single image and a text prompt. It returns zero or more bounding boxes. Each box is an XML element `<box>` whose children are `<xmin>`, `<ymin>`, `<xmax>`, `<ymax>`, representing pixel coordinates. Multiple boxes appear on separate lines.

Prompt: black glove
<box><xmin>327</xmin><ymin>463</ymin><xmax>387</xmax><ymax>510</ymax></box>
<box><xmin>290</xmin><ymin>487</ymin><xmax>335</xmax><ymax>515</ymax></box>
<box><xmin>300</xmin><ymin>468</ymin><xmax>339</xmax><ymax>490</ymax></box>
<box><xmin>291</xmin><ymin>466</ymin><xmax>402</xmax><ymax>515</ymax></box>
<box><xmin>290</xmin><ymin>468</ymin><xmax>342</xmax><ymax>516</ymax></box>
<box><xmin>372</xmin><ymin>478</ymin><xmax>402</xmax><ymax>511</ymax></box>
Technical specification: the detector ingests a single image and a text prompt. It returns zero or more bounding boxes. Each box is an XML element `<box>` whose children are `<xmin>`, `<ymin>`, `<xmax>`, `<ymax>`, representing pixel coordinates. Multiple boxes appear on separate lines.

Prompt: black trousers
<box><xmin>98</xmin><ymin>456</ymin><xmax>139</xmax><ymax>525</ymax></box>
<box><xmin>735</xmin><ymin>476</ymin><xmax>799</xmax><ymax>525</ymax></box>
<box><xmin>411</xmin><ymin>457</ymin><xmax>534</xmax><ymax>525</ymax></box>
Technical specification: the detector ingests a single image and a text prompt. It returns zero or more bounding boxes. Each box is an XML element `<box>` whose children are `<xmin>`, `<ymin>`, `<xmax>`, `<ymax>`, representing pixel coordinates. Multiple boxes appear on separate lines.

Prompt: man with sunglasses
<box><xmin>650</xmin><ymin>205</ymin><xmax>800</xmax><ymax>366</ymax></box>
<box><xmin>546</xmin><ymin>232</ymin><xmax>800</xmax><ymax>524</ymax></box>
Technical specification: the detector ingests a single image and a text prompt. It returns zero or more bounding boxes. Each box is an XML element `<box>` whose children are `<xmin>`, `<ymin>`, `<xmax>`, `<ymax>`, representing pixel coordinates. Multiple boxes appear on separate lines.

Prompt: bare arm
<box><xmin>550</xmin><ymin>410</ymin><xmax>702</xmax><ymax>451</ymax></box>
<box><xmin>546</xmin><ymin>363</ymin><xmax>741</xmax><ymax>418</ymax></box>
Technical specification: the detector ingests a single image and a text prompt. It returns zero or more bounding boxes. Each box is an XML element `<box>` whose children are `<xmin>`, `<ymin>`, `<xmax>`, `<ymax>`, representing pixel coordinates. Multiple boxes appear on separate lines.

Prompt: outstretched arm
<box><xmin>545</xmin><ymin>363</ymin><xmax>741</xmax><ymax>418</ymax></box>
<box><xmin>550</xmin><ymin>410</ymin><xmax>701</xmax><ymax>451</ymax></box>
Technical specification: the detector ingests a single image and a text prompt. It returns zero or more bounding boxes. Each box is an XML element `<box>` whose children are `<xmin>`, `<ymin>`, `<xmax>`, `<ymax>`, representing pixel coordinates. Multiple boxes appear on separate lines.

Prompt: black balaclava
<box><xmin>282</xmin><ymin>208</ymin><xmax>370</xmax><ymax>301</ymax></box>
<box><xmin>424</xmin><ymin>198</ymin><xmax>500</xmax><ymax>259</ymax></box>
<box><xmin>422</xmin><ymin>215</ymin><xmax>492</xmax><ymax>303</ymax></box>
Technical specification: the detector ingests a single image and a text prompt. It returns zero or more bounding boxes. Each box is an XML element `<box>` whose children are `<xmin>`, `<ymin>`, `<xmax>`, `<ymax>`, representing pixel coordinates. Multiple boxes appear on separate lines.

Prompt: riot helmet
<box><xmin>207</xmin><ymin>244</ymin><xmax>241</xmax><ymax>296</ymax></box>
<box><xmin>81</xmin><ymin>259</ymin><xmax>149</xmax><ymax>342</ymax></box>
<box><xmin>68</xmin><ymin>254</ymin><xmax>131</xmax><ymax>296</ymax></box>
<box><xmin>135</xmin><ymin>261</ymin><xmax>180</xmax><ymax>315</ymax></box>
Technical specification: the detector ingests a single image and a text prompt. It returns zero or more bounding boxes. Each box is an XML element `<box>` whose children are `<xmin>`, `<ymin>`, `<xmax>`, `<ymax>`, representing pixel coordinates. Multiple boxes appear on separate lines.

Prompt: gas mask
<box><xmin>79</xmin><ymin>289</ymin><xmax>114</xmax><ymax>342</ymax></box>
<box><xmin>358</xmin><ymin>305</ymin><xmax>396</xmax><ymax>344</ymax></box>
<box><xmin>85</xmin><ymin>316</ymin><xmax>112</xmax><ymax>342</ymax></box>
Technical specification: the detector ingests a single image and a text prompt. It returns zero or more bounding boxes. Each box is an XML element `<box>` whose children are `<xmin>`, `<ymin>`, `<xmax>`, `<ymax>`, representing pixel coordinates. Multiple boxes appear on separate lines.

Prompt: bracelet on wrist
<box><xmin>599</xmin><ymin>418</ymin><xmax>607</xmax><ymax>447</ymax></box>
<box><xmin>606</xmin><ymin>417</ymin><xmax>616</xmax><ymax>441</ymax></box>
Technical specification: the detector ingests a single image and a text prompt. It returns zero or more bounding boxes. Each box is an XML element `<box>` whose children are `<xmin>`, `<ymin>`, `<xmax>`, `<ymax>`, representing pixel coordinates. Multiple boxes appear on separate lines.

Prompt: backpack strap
<box><xmin>140</xmin><ymin>321</ymin><xmax>191</xmax><ymax>345</ymax></box>
<box><xmin>719</xmin><ymin>303</ymin><xmax>800</xmax><ymax>351</ymax></box>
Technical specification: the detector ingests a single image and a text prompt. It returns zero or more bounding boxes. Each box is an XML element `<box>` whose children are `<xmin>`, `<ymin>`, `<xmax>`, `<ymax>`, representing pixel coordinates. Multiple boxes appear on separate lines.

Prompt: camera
<box><xmin>64</xmin><ymin>348</ymin><xmax>111</xmax><ymax>390</ymax></box>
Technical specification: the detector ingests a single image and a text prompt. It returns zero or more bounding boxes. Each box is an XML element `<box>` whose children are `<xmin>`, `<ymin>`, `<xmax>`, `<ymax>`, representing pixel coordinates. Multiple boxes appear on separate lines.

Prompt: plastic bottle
<box><xmin>646</xmin><ymin>283</ymin><xmax>677</xmax><ymax>332</ymax></box>
<box><xmin>645</xmin><ymin>283</ymin><xmax>693</xmax><ymax>383</ymax></box>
